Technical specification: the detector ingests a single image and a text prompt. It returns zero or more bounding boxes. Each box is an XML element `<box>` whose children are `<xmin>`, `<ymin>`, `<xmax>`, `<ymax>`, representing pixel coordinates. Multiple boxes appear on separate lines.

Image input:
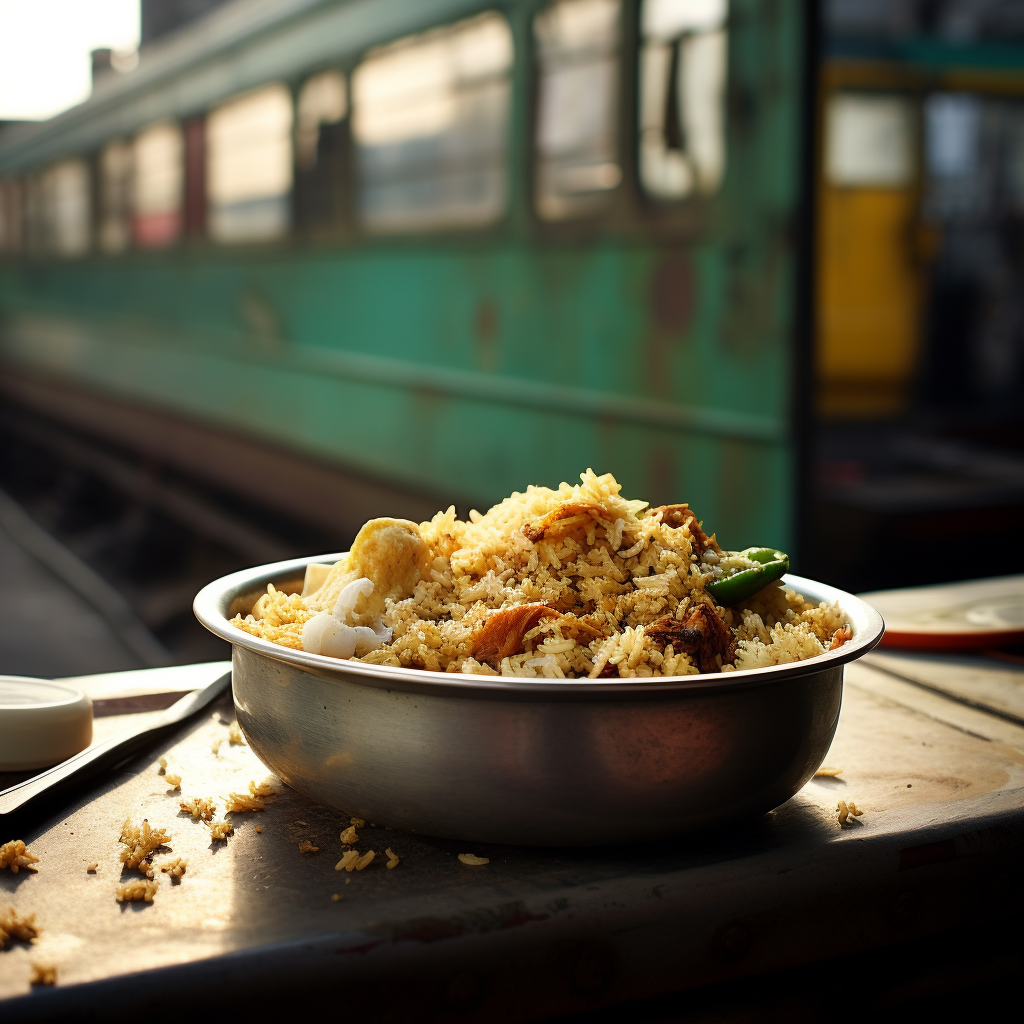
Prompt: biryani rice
<box><xmin>231</xmin><ymin>471</ymin><xmax>847</xmax><ymax>678</ymax></box>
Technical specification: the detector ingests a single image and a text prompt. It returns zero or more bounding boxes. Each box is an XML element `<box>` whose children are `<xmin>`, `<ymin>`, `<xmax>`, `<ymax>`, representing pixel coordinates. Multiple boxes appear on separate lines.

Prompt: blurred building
<box><xmin>140</xmin><ymin>0</ymin><xmax>235</xmax><ymax>47</ymax></box>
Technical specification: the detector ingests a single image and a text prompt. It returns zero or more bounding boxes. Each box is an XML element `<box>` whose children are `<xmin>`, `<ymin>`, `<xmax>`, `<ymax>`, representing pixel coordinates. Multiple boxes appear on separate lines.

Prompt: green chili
<box><xmin>705</xmin><ymin>547</ymin><xmax>790</xmax><ymax>606</ymax></box>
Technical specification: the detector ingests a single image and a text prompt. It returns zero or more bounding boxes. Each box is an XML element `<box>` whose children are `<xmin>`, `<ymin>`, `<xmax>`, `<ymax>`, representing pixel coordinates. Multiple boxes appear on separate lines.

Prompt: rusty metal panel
<box><xmin>0</xmin><ymin>0</ymin><xmax>805</xmax><ymax>551</ymax></box>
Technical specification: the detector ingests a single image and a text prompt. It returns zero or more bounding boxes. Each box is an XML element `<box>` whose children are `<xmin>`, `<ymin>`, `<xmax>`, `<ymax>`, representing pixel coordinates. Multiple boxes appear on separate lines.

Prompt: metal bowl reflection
<box><xmin>194</xmin><ymin>557</ymin><xmax>883</xmax><ymax>846</ymax></box>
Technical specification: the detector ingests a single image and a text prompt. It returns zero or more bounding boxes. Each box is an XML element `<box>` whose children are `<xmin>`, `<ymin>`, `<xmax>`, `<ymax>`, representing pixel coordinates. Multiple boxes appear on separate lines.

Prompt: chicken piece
<box><xmin>472</xmin><ymin>604</ymin><xmax>561</xmax><ymax>663</ymax></box>
<box><xmin>648</xmin><ymin>504</ymin><xmax>722</xmax><ymax>555</ymax></box>
<box><xmin>645</xmin><ymin>602</ymin><xmax>735</xmax><ymax>673</ymax></box>
<box><xmin>307</xmin><ymin>519</ymin><xmax>428</xmax><ymax>619</ymax></box>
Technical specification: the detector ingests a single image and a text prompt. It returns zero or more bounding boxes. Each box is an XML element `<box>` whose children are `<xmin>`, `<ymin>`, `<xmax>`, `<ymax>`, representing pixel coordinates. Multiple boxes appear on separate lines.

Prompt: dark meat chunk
<box><xmin>646</xmin><ymin>603</ymin><xmax>736</xmax><ymax>674</ymax></box>
<box><xmin>472</xmin><ymin>604</ymin><xmax>560</xmax><ymax>662</ymax></box>
<box><xmin>648</xmin><ymin>504</ymin><xmax>722</xmax><ymax>555</ymax></box>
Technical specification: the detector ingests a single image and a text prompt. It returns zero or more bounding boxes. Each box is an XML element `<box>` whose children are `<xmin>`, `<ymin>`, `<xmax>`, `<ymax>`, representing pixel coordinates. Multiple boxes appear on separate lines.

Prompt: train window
<box><xmin>534</xmin><ymin>0</ymin><xmax>621</xmax><ymax>221</ymax></box>
<box><xmin>297</xmin><ymin>71</ymin><xmax>347</xmax><ymax>169</ymax></box>
<box><xmin>295</xmin><ymin>70</ymin><xmax>348</xmax><ymax>231</ymax></box>
<box><xmin>133</xmin><ymin>121</ymin><xmax>184</xmax><ymax>248</ymax></box>
<box><xmin>207</xmin><ymin>84</ymin><xmax>293</xmax><ymax>243</ymax></box>
<box><xmin>352</xmin><ymin>12</ymin><xmax>513</xmax><ymax>232</ymax></box>
<box><xmin>40</xmin><ymin>160</ymin><xmax>91</xmax><ymax>258</ymax></box>
<box><xmin>0</xmin><ymin>179</ymin><xmax>22</xmax><ymax>255</ymax></box>
<box><xmin>826</xmin><ymin>93</ymin><xmax>914</xmax><ymax>188</ymax></box>
<box><xmin>99</xmin><ymin>140</ymin><xmax>132</xmax><ymax>253</ymax></box>
<box><xmin>638</xmin><ymin>0</ymin><xmax>728</xmax><ymax>200</ymax></box>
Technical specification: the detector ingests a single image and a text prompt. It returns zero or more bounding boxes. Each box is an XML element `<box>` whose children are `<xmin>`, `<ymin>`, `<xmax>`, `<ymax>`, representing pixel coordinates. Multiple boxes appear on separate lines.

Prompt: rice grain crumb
<box><xmin>159</xmin><ymin>857</ymin><xmax>187</xmax><ymax>880</ymax></box>
<box><xmin>815</xmin><ymin>766</ymin><xmax>843</xmax><ymax>777</ymax></box>
<box><xmin>0</xmin><ymin>906</ymin><xmax>39</xmax><ymax>947</ymax></box>
<box><xmin>119</xmin><ymin>819</ymin><xmax>170</xmax><ymax>871</ymax></box>
<box><xmin>228</xmin><ymin>721</ymin><xmax>245</xmax><ymax>745</ymax></box>
<box><xmin>180</xmin><ymin>797</ymin><xmax>216</xmax><ymax>821</ymax></box>
<box><xmin>157</xmin><ymin>757</ymin><xmax>167</xmax><ymax>774</ymax></box>
<box><xmin>837</xmin><ymin>800</ymin><xmax>865</xmax><ymax>826</ymax></box>
<box><xmin>164</xmin><ymin>774</ymin><xmax>181</xmax><ymax>790</ymax></box>
<box><xmin>225</xmin><ymin>781</ymin><xmax>274</xmax><ymax>813</ymax></box>
<box><xmin>335</xmin><ymin>851</ymin><xmax>359</xmax><ymax>872</ymax></box>
<box><xmin>115</xmin><ymin>878</ymin><xmax>158</xmax><ymax>903</ymax></box>
<box><xmin>208</xmin><ymin>821</ymin><xmax>233</xmax><ymax>841</ymax></box>
<box><xmin>385</xmin><ymin>847</ymin><xmax>400</xmax><ymax>869</ymax></box>
<box><xmin>0</xmin><ymin>840</ymin><xmax>38</xmax><ymax>873</ymax></box>
<box><xmin>86</xmin><ymin>863</ymin><xmax>98</xmax><ymax>873</ymax></box>
<box><xmin>29</xmin><ymin>961</ymin><xmax>56</xmax><ymax>986</ymax></box>
<box><xmin>349</xmin><ymin>817</ymin><xmax>366</xmax><ymax>828</ymax></box>
<box><xmin>298</xmin><ymin>841</ymin><xmax>319</xmax><ymax>854</ymax></box>
<box><xmin>458</xmin><ymin>853</ymin><xmax>490</xmax><ymax>866</ymax></box>
<box><xmin>331</xmin><ymin>893</ymin><xmax>342</xmax><ymax>901</ymax></box>
<box><xmin>355</xmin><ymin>850</ymin><xmax>375</xmax><ymax>870</ymax></box>
<box><xmin>340</xmin><ymin>826</ymin><xmax>359</xmax><ymax>844</ymax></box>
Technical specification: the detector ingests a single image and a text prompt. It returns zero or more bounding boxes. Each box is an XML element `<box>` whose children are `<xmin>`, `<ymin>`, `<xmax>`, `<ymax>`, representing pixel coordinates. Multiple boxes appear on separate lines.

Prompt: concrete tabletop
<box><xmin>2</xmin><ymin>648</ymin><xmax>1023</xmax><ymax>1020</ymax></box>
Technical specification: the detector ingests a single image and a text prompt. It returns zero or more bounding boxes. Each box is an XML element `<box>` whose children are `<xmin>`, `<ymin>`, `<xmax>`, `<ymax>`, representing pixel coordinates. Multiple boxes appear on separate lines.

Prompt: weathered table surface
<box><xmin>2</xmin><ymin>643</ymin><xmax>1023</xmax><ymax>1020</ymax></box>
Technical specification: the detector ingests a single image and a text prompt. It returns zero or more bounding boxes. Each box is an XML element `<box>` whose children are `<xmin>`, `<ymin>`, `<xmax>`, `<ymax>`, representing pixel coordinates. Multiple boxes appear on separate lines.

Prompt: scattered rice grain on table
<box><xmin>159</xmin><ymin>857</ymin><xmax>187</xmax><ymax>880</ymax></box>
<box><xmin>86</xmin><ymin>863</ymin><xmax>98</xmax><ymax>873</ymax></box>
<box><xmin>836</xmin><ymin>800</ymin><xmax>864</xmax><ymax>826</ymax></box>
<box><xmin>340</xmin><ymin>825</ymin><xmax>358</xmax><ymax>844</ymax></box>
<box><xmin>119</xmin><ymin>820</ymin><xmax>170</xmax><ymax>871</ymax></box>
<box><xmin>335</xmin><ymin>851</ymin><xmax>359</xmax><ymax>872</ymax></box>
<box><xmin>208</xmin><ymin>821</ymin><xmax>233</xmax><ymax>841</ymax></box>
<box><xmin>231</xmin><ymin>470</ymin><xmax>847</xmax><ymax>678</ymax></box>
<box><xmin>815</xmin><ymin>766</ymin><xmax>843</xmax><ymax>777</ymax></box>
<box><xmin>0</xmin><ymin>907</ymin><xmax>39</xmax><ymax>947</ymax></box>
<box><xmin>228</xmin><ymin>722</ymin><xmax>245</xmax><ymax>745</ymax></box>
<box><xmin>458</xmin><ymin>854</ymin><xmax>490</xmax><ymax>866</ymax></box>
<box><xmin>225</xmin><ymin>781</ymin><xmax>274</xmax><ymax>813</ymax></box>
<box><xmin>298</xmin><ymin>841</ymin><xmax>319</xmax><ymax>854</ymax></box>
<box><xmin>115</xmin><ymin>878</ymin><xmax>158</xmax><ymax>903</ymax></box>
<box><xmin>385</xmin><ymin>848</ymin><xmax>400</xmax><ymax>869</ymax></box>
<box><xmin>180</xmin><ymin>797</ymin><xmax>216</xmax><ymax>821</ymax></box>
<box><xmin>164</xmin><ymin>774</ymin><xmax>181</xmax><ymax>790</ymax></box>
<box><xmin>30</xmin><ymin>961</ymin><xmax>57</xmax><ymax>986</ymax></box>
<box><xmin>0</xmin><ymin>840</ymin><xmax>38</xmax><ymax>873</ymax></box>
<box><xmin>355</xmin><ymin>850</ymin><xmax>375</xmax><ymax>870</ymax></box>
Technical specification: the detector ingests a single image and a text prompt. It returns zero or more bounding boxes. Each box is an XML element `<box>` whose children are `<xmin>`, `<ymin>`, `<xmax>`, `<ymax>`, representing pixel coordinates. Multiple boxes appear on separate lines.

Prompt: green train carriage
<box><xmin>0</xmin><ymin>0</ymin><xmax>809</xmax><ymax>553</ymax></box>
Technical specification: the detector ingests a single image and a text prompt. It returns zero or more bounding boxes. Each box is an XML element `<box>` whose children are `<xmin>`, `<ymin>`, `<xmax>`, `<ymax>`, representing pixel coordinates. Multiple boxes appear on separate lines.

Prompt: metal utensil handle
<box><xmin>0</xmin><ymin>670</ymin><xmax>231</xmax><ymax>817</ymax></box>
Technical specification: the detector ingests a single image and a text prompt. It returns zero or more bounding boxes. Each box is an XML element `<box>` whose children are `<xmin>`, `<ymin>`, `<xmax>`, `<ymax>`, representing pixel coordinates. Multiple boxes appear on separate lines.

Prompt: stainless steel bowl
<box><xmin>195</xmin><ymin>557</ymin><xmax>884</xmax><ymax>846</ymax></box>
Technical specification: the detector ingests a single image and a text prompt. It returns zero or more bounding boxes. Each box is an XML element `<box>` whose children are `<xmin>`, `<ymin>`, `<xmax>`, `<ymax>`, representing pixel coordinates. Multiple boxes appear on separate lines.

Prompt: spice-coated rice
<box><xmin>232</xmin><ymin>471</ymin><xmax>847</xmax><ymax>678</ymax></box>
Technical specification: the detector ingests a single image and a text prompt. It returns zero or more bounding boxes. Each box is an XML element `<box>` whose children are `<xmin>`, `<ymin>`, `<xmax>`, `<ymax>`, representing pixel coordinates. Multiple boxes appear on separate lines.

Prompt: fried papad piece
<box><xmin>648</xmin><ymin>504</ymin><xmax>722</xmax><ymax>555</ymax></box>
<box><xmin>646</xmin><ymin>602</ymin><xmax>735</xmax><ymax>674</ymax></box>
<box><xmin>304</xmin><ymin>518</ymin><xmax>430</xmax><ymax>618</ymax></box>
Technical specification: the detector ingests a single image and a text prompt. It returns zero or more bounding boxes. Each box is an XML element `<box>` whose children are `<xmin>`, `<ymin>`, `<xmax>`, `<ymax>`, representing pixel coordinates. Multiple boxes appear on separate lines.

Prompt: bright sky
<box><xmin>0</xmin><ymin>0</ymin><xmax>140</xmax><ymax>121</ymax></box>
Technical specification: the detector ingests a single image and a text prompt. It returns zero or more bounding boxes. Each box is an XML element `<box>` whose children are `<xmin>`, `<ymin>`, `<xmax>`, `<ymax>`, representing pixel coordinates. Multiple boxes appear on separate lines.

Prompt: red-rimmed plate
<box><xmin>861</xmin><ymin>575</ymin><xmax>1024</xmax><ymax>650</ymax></box>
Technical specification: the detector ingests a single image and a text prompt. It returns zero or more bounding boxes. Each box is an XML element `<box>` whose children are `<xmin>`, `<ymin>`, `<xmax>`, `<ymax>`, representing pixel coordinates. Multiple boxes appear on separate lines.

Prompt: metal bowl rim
<box><xmin>194</xmin><ymin>553</ymin><xmax>884</xmax><ymax>700</ymax></box>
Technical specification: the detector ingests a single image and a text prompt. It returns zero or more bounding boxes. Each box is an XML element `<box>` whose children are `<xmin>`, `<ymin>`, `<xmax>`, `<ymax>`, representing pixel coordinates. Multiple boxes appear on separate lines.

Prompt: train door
<box><xmin>817</xmin><ymin>71</ymin><xmax>924</xmax><ymax>419</ymax></box>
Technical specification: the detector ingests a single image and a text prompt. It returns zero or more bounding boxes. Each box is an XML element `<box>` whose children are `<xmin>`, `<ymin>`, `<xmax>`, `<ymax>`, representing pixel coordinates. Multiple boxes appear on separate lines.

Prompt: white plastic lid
<box><xmin>0</xmin><ymin>677</ymin><xmax>93</xmax><ymax>771</ymax></box>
